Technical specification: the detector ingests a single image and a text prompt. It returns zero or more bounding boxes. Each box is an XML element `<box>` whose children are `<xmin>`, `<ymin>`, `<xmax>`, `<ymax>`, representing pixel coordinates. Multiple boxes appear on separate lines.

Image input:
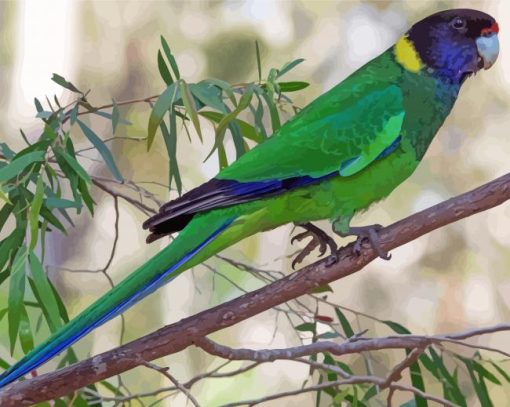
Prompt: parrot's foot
<box><xmin>338</xmin><ymin>224</ymin><xmax>391</xmax><ymax>260</ymax></box>
<box><xmin>291</xmin><ymin>222</ymin><xmax>338</xmax><ymax>269</ymax></box>
<box><xmin>352</xmin><ymin>225</ymin><xmax>391</xmax><ymax>260</ymax></box>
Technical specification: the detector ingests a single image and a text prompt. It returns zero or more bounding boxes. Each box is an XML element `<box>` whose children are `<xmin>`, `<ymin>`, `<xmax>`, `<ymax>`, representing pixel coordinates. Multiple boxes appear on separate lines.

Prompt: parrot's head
<box><xmin>396</xmin><ymin>9</ymin><xmax>499</xmax><ymax>84</ymax></box>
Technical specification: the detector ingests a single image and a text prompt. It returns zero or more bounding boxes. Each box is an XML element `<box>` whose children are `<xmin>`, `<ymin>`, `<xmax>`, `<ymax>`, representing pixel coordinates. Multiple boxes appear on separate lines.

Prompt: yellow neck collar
<box><xmin>394</xmin><ymin>36</ymin><xmax>424</xmax><ymax>73</ymax></box>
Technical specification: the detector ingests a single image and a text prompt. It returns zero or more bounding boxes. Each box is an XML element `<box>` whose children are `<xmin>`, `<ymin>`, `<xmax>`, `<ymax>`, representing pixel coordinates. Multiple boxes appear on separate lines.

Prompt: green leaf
<box><xmin>29</xmin><ymin>177</ymin><xmax>44</xmax><ymax>250</ymax></box>
<box><xmin>51</xmin><ymin>73</ymin><xmax>81</xmax><ymax>93</ymax></box>
<box><xmin>147</xmin><ymin>83</ymin><xmax>179</xmax><ymax>150</ymax></box>
<box><xmin>295</xmin><ymin>322</ymin><xmax>316</xmax><ymax>332</ymax></box>
<box><xmin>465</xmin><ymin>359</ymin><xmax>493</xmax><ymax>407</ymax></box>
<box><xmin>179</xmin><ymin>81</ymin><xmax>203</xmax><ymax>142</ymax></box>
<box><xmin>0</xmin><ymin>151</ymin><xmax>45</xmax><ymax>182</ymax></box>
<box><xmin>0</xmin><ymin>230</ymin><xmax>24</xmax><ymax>274</ymax></box>
<box><xmin>259</xmin><ymin>89</ymin><xmax>280</xmax><ymax>132</ymax></box>
<box><xmin>40</xmin><ymin>205</ymin><xmax>67</xmax><ymax>233</ymax></box>
<box><xmin>491</xmin><ymin>361</ymin><xmax>510</xmax><ymax>383</ymax></box>
<box><xmin>78</xmin><ymin>178</ymin><xmax>95</xmax><ymax>214</ymax></box>
<box><xmin>199</xmin><ymin>111</ymin><xmax>264</xmax><ymax>144</ymax></box>
<box><xmin>408</xmin><ymin>359</ymin><xmax>428</xmax><ymax>407</ymax></box>
<box><xmin>8</xmin><ymin>245</ymin><xmax>28</xmax><ymax>354</ymax></box>
<box><xmin>317</xmin><ymin>331</ymin><xmax>340</xmax><ymax>339</ymax></box>
<box><xmin>255</xmin><ymin>41</ymin><xmax>262</xmax><ymax>83</ymax></box>
<box><xmin>158</xmin><ymin>50</ymin><xmax>174</xmax><ymax>85</ymax></box>
<box><xmin>36</xmin><ymin>111</ymin><xmax>53</xmax><ymax>119</ymax></box>
<box><xmin>45</xmin><ymin>197</ymin><xmax>78</xmax><ymax>209</ymax></box>
<box><xmin>29</xmin><ymin>252</ymin><xmax>62</xmax><ymax>331</ymax></box>
<box><xmin>362</xmin><ymin>385</ymin><xmax>378</xmax><ymax>401</ymax></box>
<box><xmin>160</xmin><ymin>36</ymin><xmax>180</xmax><ymax>80</ymax></box>
<box><xmin>56</xmin><ymin>149</ymin><xmax>91</xmax><ymax>184</ymax></box>
<box><xmin>276</xmin><ymin>58</ymin><xmax>305</xmax><ymax>78</ymax></box>
<box><xmin>335</xmin><ymin>308</ymin><xmax>354</xmax><ymax>338</ymax></box>
<box><xmin>206</xmin><ymin>78</ymin><xmax>236</xmax><ymax>106</ymax></box>
<box><xmin>189</xmin><ymin>82</ymin><xmax>225</xmax><ymax>112</ymax></box>
<box><xmin>0</xmin><ymin>142</ymin><xmax>15</xmax><ymax>159</ymax></box>
<box><xmin>382</xmin><ymin>320</ymin><xmax>411</xmax><ymax>334</ymax></box>
<box><xmin>471</xmin><ymin>360</ymin><xmax>501</xmax><ymax>385</ymax></box>
<box><xmin>18</xmin><ymin>305</ymin><xmax>34</xmax><ymax>354</ymax></box>
<box><xmin>77</xmin><ymin>119</ymin><xmax>123</xmax><ymax>182</ymax></box>
<box><xmin>111</xmin><ymin>99</ymin><xmax>120</xmax><ymax>134</ymax></box>
<box><xmin>0</xmin><ymin>184</ymin><xmax>11</xmax><ymax>204</ymax></box>
<box><xmin>0</xmin><ymin>202</ymin><xmax>13</xmax><ymax>230</ymax></box>
<box><xmin>278</xmin><ymin>81</ymin><xmax>310</xmax><ymax>92</ymax></box>
<box><xmin>69</xmin><ymin>103</ymin><xmax>79</xmax><ymax>125</ymax></box>
<box><xmin>205</xmin><ymin>87</ymin><xmax>254</xmax><ymax>161</ymax></box>
<box><xmin>160</xmin><ymin>112</ymin><xmax>182</xmax><ymax>195</ymax></box>
<box><xmin>34</xmin><ymin>98</ymin><xmax>44</xmax><ymax>112</ymax></box>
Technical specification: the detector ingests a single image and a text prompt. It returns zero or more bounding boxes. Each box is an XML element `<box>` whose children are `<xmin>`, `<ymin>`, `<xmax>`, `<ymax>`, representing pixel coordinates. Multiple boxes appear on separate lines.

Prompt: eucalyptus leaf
<box><xmin>77</xmin><ymin>119</ymin><xmax>123</xmax><ymax>182</ymax></box>
<box><xmin>0</xmin><ymin>151</ymin><xmax>45</xmax><ymax>182</ymax></box>
<box><xmin>158</xmin><ymin>50</ymin><xmax>174</xmax><ymax>85</ymax></box>
<box><xmin>51</xmin><ymin>73</ymin><xmax>81</xmax><ymax>93</ymax></box>
<box><xmin>147</xmin><ymin>83</ymin><xmax>179</xmax><ymax>149</ymax></box>
<box><xmin>30</xmin><ymin>252</ymin><xmax>62</xmax><ymax>331</ymax></box>
<box><xmin>179</xmin><ymin>80</ymin><xmax>203</xmax><ymax>142</ymax></box>
<box><xmin>29</xmin><ymin>177</ymin><xmax>44</xmax><ymax>250</ymax></box>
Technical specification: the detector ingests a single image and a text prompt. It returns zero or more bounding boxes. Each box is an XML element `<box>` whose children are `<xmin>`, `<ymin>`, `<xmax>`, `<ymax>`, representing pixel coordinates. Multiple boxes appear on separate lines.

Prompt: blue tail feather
<box><xmin>0</xmin><ymin>218</ymin><xmax>234</xmax><ymax>389</ymax></box>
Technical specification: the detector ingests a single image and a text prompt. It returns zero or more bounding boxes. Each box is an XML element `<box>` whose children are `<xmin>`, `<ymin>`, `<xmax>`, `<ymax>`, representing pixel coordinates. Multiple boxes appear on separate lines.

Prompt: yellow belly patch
<box><xmin>394</xmin><ymin>36</ymin><xmax>423</xmax><ymax>73</ymax></box>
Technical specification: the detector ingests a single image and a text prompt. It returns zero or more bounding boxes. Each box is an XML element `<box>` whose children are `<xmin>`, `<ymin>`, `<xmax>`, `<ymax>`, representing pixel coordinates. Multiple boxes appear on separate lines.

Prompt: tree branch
<box><xmin>1</xmin><ymin>173</ymin><xmax>509</xmax><ymax>405</ymax></box>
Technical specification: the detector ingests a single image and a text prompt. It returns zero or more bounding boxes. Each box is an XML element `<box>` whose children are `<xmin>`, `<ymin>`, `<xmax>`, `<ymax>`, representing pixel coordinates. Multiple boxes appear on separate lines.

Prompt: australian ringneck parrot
<box><xmin>0</xmin><ymin>8</ymin><xmax>500</xmax><ymax>388</ymax></box>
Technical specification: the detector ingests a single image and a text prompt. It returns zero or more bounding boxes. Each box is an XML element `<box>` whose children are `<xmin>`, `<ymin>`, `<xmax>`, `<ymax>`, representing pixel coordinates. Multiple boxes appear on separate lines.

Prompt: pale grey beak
<box><xmin>476</xmin><ymin>33</ymin><xmax>499</xmax><ymax>70</ymax></box>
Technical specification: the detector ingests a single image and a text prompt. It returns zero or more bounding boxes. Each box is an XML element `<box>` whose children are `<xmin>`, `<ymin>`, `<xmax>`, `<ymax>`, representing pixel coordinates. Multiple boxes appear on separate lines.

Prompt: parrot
<box><xmin>0</xmin><ymin>8</ymin><xmax>500</xmax><ymax>388</ymax></box>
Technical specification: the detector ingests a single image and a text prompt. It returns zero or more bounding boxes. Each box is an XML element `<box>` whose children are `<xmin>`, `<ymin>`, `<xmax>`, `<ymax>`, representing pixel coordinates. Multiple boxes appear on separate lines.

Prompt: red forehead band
<box><xmin>481</xmin><ymin>22</ymin><xmax>499</xmax><ymax>35</ymax></box>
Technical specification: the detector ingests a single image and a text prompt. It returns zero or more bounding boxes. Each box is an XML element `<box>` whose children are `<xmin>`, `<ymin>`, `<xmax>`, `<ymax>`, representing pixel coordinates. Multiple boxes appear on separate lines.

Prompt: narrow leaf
<box><xmin>179</xmin><ymin>80</ymin><xmax>203</xmax><ymax>142</ymax></box>
<box><xmin>29</xmin><ymin>252</ymin><xmax>62</xmax><ymax>331</ymax></box>
<box><xmin>335</xmin><ymin>308</ymin><xmax>354</xmax><ymax>337</ymax></box>
<box><xmin>160</xmin><ymin>36</ymin><xmax>180</xmax><ymax>80</ymax></box>
<box><xmin>29</xmin><ymin>178</ymin><xmax>44</xmax><ymax>249</ymax></box>
<box><xmin>276</xmin><ymin>58</ymin><xmax>305</xmax><ymax>78</ymax></box>
<box><xmin>157</xmin><ymin>50</ymin><xmax>174</xmax><ymax>85</ymax></box>
<box><xmin>147</xmin><ymin>83</ymin><xmax>178</xmax><ymax>150</ymax></box>
<box><xmin>56</xmin><ymin>149</ymin><xmax>91</xmax><ymax>184</ymax></box>
<box><xmin>0</xmin><ymin>151</ymin><xmax>45</xmax><ymax>182</ymax></box>
<box><xmin>111</xmin><ymin>99</ymin><xmax>120</xmax><ymax>134</ymax></box>
<box><xmin>77</xmin><ymin>119</ymin><xmax>123</xmax><ymax>182</ymax></box>
<box><xmin>8</xmin><ymin>245</ymin><xmax>28</xmax><ymax>354</ymax></box>
<box><xmin>278</xmin><ymin>81</ymin><xmax>310</xmax><ymax>92</ymax></box>
<box><xmin>255</xmin><ymin>41</ymin><xmax>262</xmax><ymax>83</ymax></box>
<box><xmin>51</xmin><ymin>73</ymin><xmax>81</xmax><ymax>93</ymax></box>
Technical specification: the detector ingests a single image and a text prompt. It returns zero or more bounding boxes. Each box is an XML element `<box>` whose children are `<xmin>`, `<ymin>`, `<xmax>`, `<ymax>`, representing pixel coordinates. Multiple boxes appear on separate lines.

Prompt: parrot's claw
<box><xmin>348</xmin><ymin>224</ymin><xmax>391</xmax><ymax>260</ymax></box>
<box><xmin>291</xmin><ymin>223</ymin><xmax>338</xmax><ymax>269</ymax></box>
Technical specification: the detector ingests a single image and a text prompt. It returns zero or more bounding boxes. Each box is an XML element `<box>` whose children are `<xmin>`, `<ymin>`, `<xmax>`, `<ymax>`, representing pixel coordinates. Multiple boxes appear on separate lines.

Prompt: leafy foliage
<box><xmin>0</xmin><ymin>36</ymin><xmax>507</xmax><ymax>406</ymax></box>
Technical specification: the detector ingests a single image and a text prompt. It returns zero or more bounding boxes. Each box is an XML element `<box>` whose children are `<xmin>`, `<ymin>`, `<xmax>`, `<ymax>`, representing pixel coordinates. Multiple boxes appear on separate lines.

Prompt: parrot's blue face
<box><xmin>408</xmin><ymin>9</ymin><xmax>499</xmax><ymax>83</ymax></box>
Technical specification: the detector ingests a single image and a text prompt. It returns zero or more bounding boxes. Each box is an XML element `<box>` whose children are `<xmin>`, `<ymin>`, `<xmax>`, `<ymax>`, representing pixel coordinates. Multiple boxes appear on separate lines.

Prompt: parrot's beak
<box><xmin>476</xmin><ymin>32</ymin><xmax>499</xmax><ymax>70</ymax></box>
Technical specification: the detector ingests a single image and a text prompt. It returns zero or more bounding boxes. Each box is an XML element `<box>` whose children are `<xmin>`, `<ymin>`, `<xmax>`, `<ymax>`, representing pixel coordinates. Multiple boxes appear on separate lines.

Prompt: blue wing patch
<box><xmin>376</xmin><ymin>135</ymin><xmax>402</xmax><ymax>160</ymax></box>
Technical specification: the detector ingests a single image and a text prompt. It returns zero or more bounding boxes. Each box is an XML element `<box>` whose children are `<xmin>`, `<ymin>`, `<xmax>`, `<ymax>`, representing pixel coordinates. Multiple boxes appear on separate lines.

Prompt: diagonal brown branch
<box><xmin>0</xmin><ymin>172</ymin><xmax>509</xmax><ymax>405</ymax></box>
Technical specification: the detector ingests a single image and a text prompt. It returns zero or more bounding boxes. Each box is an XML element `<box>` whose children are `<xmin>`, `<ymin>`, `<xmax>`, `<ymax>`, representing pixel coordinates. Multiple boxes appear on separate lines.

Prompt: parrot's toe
<box><xmin>291</xmin><ymin>222</ymin><xmax>338</xmax><ymax>269</ymax></box>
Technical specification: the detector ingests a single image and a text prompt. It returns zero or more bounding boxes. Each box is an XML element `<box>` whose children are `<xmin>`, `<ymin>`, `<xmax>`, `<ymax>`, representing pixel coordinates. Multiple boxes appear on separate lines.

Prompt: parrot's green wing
<box><xmin>218</xmin><ymin>71</ymin><xmax>405</xmax><ymax>183</ymax></box>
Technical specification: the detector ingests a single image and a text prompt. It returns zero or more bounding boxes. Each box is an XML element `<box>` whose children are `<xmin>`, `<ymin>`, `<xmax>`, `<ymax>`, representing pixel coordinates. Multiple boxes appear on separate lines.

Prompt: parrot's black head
<box><xmin>400</xmin><ymin>9</ymin><xmax>499</xmax><ymax>84</ymax></box>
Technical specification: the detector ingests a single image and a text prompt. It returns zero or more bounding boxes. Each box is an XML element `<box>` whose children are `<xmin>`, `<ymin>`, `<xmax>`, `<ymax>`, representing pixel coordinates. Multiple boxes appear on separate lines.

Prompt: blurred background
<box><xmin>0</xmin><ymin>0</ymin><xmax>509</xmax><ymax>405</ymax></box>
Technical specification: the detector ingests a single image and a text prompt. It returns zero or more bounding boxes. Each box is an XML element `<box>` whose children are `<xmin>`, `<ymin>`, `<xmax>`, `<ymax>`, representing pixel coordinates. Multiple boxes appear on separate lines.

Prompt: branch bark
<box><xmin>1</xmin><ymin>173</ymin><xmax>509</xmax><ymax>405</ymax></box>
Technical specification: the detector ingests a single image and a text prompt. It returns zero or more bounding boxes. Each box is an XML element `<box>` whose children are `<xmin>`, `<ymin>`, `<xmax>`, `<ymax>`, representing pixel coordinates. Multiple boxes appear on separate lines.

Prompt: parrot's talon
<box><xmin>291</xmin><ymin>222</ymin><xmax>338</xmax><ymax>269</ymax></box>
<box><xmin>340</xmin><ymin>224</ymin><xmax>391</xmax><ymax>260</ymax></box>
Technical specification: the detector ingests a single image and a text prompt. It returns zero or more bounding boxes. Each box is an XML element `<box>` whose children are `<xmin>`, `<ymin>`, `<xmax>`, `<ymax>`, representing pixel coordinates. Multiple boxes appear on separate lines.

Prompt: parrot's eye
<box><xmin>451</xmin><ymin>17</ymin><xmax>467</xmax><ymax>30</ymax></box>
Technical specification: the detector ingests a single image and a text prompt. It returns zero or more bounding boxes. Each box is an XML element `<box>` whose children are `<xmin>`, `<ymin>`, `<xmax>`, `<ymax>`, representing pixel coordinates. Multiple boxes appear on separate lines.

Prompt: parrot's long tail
<box><xmin>0</xmin><ymin>213</ymin><xmax>236</xmax><ymax>388</ymax></box>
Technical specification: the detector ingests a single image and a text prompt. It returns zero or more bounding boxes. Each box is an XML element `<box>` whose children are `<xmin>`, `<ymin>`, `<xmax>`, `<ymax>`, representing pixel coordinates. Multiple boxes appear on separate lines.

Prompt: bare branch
<box><xmin>139</xmin><ymin>359</ymin><xmax>201</xmax><ymax>407</ymax></box>
<box><xmin>0</xmin><ymin>173</ymin><xmax>508</xmax><ymax>405</ymax></box>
